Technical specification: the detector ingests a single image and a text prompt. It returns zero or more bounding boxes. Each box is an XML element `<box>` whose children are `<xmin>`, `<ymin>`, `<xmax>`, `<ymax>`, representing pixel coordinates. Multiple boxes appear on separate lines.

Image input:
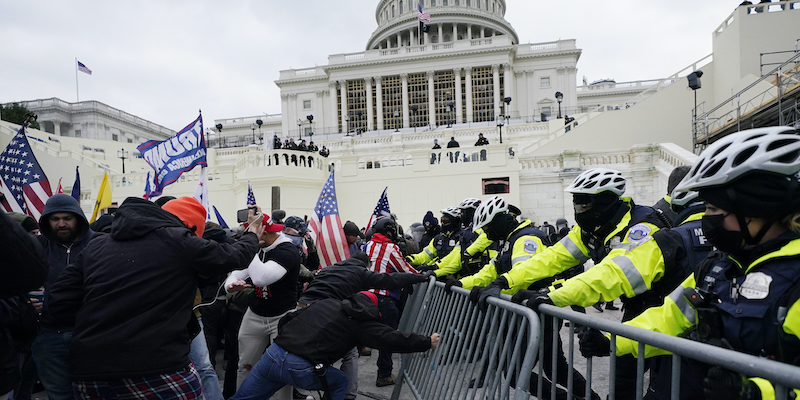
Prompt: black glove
<box><xmin>703</xmin><ymin>367</ymin><xmax>760</xmax><ymax>400</ymax></box>
<box><xmin>421</xmin><ymin>270</ymin><xmax>436</xmax><ymax>279</ymax></box>
<box><xmin>445</xmin><ymin>279</ymin><xmax>462</xmax><ymax>294</ymax></box>
<box><xmin>578</xmin><ymin>328</ymin><xmax>611</xmax><ymax>358</ymax></box>
<box><xmin>526</xmin><ymin>293</ymin><xmax>554</xmax><ymax>312</ymax></box>
<box><xmin>416</xmin><ymin>264</ymin><xmax>437</xmax><ymax>272</ymax></box>
<box><xmin>510</xmin><ymin>289</ymin><xmax>537</xmax><ymax>304</ymax></box>
<box><xmin>470</xmin><ymin>278</ymin><xmax>507</xmax><ymax>312</ymax></box>
<box><xmin>405</xmin><ymin>256</ymin><xmax>414</xmax><ymax>264</ymax></box>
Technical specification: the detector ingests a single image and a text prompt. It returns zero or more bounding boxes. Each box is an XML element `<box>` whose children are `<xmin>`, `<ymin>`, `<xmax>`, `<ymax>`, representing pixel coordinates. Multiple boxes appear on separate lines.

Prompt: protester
<box><xmin>343</xmin><ymin>221</ymin><xmax>365</xmax><ymax>255</ymax></box>
<box><xmin>230</xmin><ymin>292</ymin><xmax>439</xmax><ymax>400</ymax></box>
<box><xmin>45</xmin><ymin>196</ymin><xmax>263</xmax><ymax>400</ymax></box>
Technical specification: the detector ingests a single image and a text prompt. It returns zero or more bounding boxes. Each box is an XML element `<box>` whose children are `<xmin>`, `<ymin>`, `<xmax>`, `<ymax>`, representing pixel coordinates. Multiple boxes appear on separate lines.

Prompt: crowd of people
<box><xmin>272</xmin><ymin>135</ymin><xmax>329</xmax><ymax>158</ymax></box>
<box><xmin>3</xmin><ymin>126</ymin><xmax>800</xmax><ymax>400</ymax></box>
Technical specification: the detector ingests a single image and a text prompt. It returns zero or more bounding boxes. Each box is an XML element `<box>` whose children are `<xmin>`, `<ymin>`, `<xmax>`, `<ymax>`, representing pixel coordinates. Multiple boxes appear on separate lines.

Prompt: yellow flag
<box><xmin>90</xmin><ymin>173</ymin><xmax>112</xmax><ymax>222</ymax></box>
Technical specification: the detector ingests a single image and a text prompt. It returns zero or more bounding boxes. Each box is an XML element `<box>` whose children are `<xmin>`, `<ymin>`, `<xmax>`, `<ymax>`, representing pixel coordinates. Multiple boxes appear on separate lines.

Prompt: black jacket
<box><xmin>46</xmin><ymin>197</ymin><xmax>261</xmax><ymax>380</ymax></box>
<box><xmin>0</xmin><ymin>211</ymin><xmax>47</xmax><ymax>295</ymax></box>
<box><xmin>275</xmin><ymin>294</ymin><xmax>431</xmax><ymax>366</ymax></box>
<box><xmin>298</xmin><ymin>257</ymin><xmax>426</xmax><ymax>305</ymax></box>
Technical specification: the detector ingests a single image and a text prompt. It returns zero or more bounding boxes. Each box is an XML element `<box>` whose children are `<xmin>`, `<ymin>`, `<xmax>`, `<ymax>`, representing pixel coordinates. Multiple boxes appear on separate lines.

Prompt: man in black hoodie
<box><xmin>231</xmin><ymin>292</ymin><xmax>438</xmax><ymax>400</ymax></box>
<box><xmin>31</xmin><ymin>194</ymin><xmax>96</xmax><ymax>400</ymax></box>
<box><xmin>46</xmin><ymin>196</ymin><xmax>263</xmax><ymax>400</ymax></box>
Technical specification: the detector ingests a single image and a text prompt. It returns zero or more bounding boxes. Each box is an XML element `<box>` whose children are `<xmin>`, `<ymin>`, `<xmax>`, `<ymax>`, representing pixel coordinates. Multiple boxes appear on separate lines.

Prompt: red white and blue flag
<box><xmin>308</xmin><ymin>171</ymin><xmax>350</xmax><ymax>268</ymax></box>
<box><xmin>0</xmin><ymin>126</ymin><xmax>52</xmax><ymax>220</ymax></box>
<box><xmin>365</xmin><ymin>187</ymin><xmax>391</xmax><ymax>232</ymax></box>
<box><xmin>192</xmin><ymin>166</ymin><xmax>211</xmax><ymax>221</ymax></box>
<box><xmin>143</xmin><ymin>172</ymin><xmax>153</xmax><ymax>200</ymax></box>
<box><xmin>247</xmin><ymin>181</ymin><xmax>257</xmax><ymax>207</ymax></box>
<box><xmin>77</xmin><ymin>60</ymin><xmax>92</xmax><ymax>75</ymax></box>
<box><xmin>418</xmin><ymin>3</ymin><xmax>431</xmax><ymax>23</ymax></box>
<box><xmin>138</xmin><ymin>114</ymin><xmax>206</xmax><ymax>196</ymax></box>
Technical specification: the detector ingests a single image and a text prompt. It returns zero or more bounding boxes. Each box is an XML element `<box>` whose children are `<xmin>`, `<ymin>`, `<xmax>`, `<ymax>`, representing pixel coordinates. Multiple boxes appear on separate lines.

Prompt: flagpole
<box><xmin>75</xmin><ymin>57</ymin><xmax>80</xmax><ymax>102</ymax></box>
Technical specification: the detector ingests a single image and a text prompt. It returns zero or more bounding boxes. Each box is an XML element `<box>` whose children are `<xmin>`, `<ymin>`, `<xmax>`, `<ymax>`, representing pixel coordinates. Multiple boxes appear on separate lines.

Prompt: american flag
<box><xmin>365</xmin><ymin>187</ymin><xmax>391</xmax><ymax>233</ymax></box>
<box><xmin>77</xmin><ymin>60</ymin><xmax>92</xmax><ymax>75</ymax></box>
<box><xmin>0</xmin><ymin>126</ymin><xmax>52</xmax><ymax>220</ymax></box>
<box><xmin>247</xmin><ymin>181</ymin><xmax>257</xmax><ymax>207</ymax></box>
<box><xmin>308</xmin><ymin>171</ymin><xmax>351</xmax><ymax>268</ymax></box>
<box><xmin>143</xmin><ymin>172</ymin><xmax>153</xmax><ymax>200</ymax></box>
<box><xmin>418</xmin><ymin>3</ymin><xmax>431</xmax><ymax>23</ymax></box>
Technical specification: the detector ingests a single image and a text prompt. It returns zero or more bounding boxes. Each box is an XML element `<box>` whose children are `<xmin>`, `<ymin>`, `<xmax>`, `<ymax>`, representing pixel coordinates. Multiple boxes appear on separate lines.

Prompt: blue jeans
<box><xmin>376</xmin><ymin>296</ymin><xmax>400</xmax><ymax>378</ymax></box>
<box><xmin>231</xmin><ymin>344</ymin><xmax>348</xmax><ymax>400</ymax></box>
<box><xmin>31</xmin><ymin>330</ymin><xmax>72</xmax><ymax>400</ymax></box>
<box><xmin>189</xmin><ymin>319</ymin><xmax>223</xmax><ymax>400</ymax></box>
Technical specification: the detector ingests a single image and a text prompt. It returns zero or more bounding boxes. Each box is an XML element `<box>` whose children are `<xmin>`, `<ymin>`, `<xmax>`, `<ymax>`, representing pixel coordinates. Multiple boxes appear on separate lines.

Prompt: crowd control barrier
<box><xmin>391</xmin><ymin>278</ymin><xmax>541</xmax><ymax>400</ymax></box>
<box><xmin>392</xmin><ymin>278</ymin><xmax>800</xmax><ymax>400</ymax></box>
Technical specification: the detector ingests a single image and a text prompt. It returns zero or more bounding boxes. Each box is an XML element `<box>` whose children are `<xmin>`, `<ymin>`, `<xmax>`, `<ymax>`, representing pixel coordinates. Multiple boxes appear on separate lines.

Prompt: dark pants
<box><xmin>534</xmin><ymin>317</ymin><xmax>593</xmax><ymax>399</ymax></box>
<box><xmin>644</xmin><ymin>356</ymin><xmax>708</xmax><ymax>400</ymax></box>
<box><xmin>200</xmin><ymin>286</ymin><xmax>225</xmax><ymax>368</ymax></box>
<box><xmin>222</xmin><ymin>308</ymin><xmax>245</xmax><ymax>399</ymax></box>
<box><xmin>376</xmin><ymin>295</ymin><xmax>400</xmax><ymax>378</ymax></box>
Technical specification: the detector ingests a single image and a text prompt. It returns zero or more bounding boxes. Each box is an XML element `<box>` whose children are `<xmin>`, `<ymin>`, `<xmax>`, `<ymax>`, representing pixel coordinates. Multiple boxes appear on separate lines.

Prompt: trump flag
<box><xmin>138</xmin><ymin>114</ymin><xmax>206</xmax><ymax>195</ymax></box>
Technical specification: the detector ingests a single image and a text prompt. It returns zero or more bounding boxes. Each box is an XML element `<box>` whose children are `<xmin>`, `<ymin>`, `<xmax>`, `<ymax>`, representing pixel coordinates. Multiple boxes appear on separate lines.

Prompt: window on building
<box><xmin>482</xmin><ymin>177</ymin><xmax>510</xmax><ymax>195</ymax></box>
<box><xmin>392</xmin><ymin>4</ymin><xmax>395</xmax><ymax>17</ymax></box>
<box><xmin>127</xmin><ymin>139</ymin><xmax>133</xmax><ymax>143</ymax></box>
<box><xmin>466</xmin><ymin>0</ymin><xmax>470</xmax><ymax>6</ymax></box>
<box><xmin>471</xmin><ymin>66</ymin><xmax>495</xmax><ymax>122</ymax></box>
<box><xmin>540</xmin><ymin>77</ymin><xmax>550</xmax><ymax>88</ymax></box>
<box><xmin>443</xmin><ymin>0</ymin><xmax>448</xmax><ymax>5</ymax></box>
<box><xmin>112</xmin><ymin>133</ymin><xmax>119</xmax><ymax>141</ymax></box>
<box><xmin>476</xmin><ymin>0</ymin><xmax>480</xmax><ymax>8</ymax></box>
<box><xmin>434</xmin><ymin>70</ymin><xmax>455</xmax><ymax>127</ymax></box>
<box><xmin>400</xmin><ymin>0</ymin><xmax>404</xmax><ymax>13</ymax></box>
<box><xmin>303</xmin><ymin>100</ymin><xmax>312</xmax><ymax>109</ymax></box>
<box><xmin>75</xmin><ymin>130</ymin><xmax>81</xmax><ymax>138</ymax></box>
<box><xmin>304</xmin><ymin>127</ymin><xmax>313</xmax><ymax>136</ymax></box>
<box><xmin>542</xmin><ymin>106</ymin><xmax>552</xmax><ymax>118</ymax></box>
<box><xmin>455</xmin><ymin>0</ymin><xmax>460</xmax><ymax>5</ymax></box>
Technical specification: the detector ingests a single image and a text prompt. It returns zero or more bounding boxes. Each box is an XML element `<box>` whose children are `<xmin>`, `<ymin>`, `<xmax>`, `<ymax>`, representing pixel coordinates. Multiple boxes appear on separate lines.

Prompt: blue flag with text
<box><xmin>138</xmin><ymin>114</ymin><xmax>206</xmax><ymax>195</ymax></box>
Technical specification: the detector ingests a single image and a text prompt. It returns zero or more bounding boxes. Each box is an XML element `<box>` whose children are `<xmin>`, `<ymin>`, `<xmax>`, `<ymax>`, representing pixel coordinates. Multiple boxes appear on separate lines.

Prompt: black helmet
<box><xmin>372</xmin><ymin>217</ymin><xmax>398</xmax><ymax>240</ymax></box>
<box><xmin>283</xmin><ymin>216</ymin><xmax>307</xmax><ymax>235</ymax></box>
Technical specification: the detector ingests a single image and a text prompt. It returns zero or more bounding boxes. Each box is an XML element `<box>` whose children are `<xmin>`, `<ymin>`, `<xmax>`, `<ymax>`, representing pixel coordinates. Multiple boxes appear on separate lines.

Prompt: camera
<box><xmin>237</xmin><ymin>206</ymin><xmax>258</xmax><ymax>223</ymax></box>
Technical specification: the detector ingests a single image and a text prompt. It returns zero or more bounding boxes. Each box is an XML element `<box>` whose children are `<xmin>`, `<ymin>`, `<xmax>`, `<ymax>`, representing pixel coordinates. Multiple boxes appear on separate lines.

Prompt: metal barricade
<box><xmin>392</xmin><ymin>279</ymin><xmax>541</xmax><ymax>400</ymax></box>
<box><xmin>536</xmin><ymin>304</ymin><xmax>800</xmax><ymax>400</ymax></box>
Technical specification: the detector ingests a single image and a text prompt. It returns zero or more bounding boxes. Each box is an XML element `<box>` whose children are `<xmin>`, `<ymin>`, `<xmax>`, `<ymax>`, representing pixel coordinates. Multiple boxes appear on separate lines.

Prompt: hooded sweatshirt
<box><xmin>45</xmin><ymin>197</ymin><xmax>260</xmax><ymax>380</ymax></box>
<box><xmin>274</xmin><ymin>293</ymin><xmax>431</xmax><ymax>366</ymax></box>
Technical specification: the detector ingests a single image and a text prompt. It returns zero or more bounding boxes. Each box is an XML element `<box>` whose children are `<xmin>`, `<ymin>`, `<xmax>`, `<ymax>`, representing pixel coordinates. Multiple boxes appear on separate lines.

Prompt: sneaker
<box><xmin>592</xmin><ymin>303</ymin><xmax>604</xmax><ymax>313</ymax></box>
<box><xmin>360</xmin><ymin>347</ymin><xmax>372</xmax><ymax>356</ymax></box>
<box><xmin>376</xmin><ymin>374</ymin><xmax>396</xmax><ymax>387</ymax></box>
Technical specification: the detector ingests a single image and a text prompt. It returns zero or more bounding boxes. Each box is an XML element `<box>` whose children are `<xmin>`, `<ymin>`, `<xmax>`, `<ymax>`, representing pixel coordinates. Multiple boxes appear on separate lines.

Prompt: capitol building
<box><xmin>2</xmin><ymin>1</ymin><xmax>799</xmax><ymax>227</ymax></box>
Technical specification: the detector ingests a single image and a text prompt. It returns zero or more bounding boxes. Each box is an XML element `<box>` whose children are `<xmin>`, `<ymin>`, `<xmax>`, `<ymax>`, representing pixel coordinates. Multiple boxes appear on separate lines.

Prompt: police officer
<box><xmin>580</xmin><ymin>127</ymin><xmax>800</xmax><ymax>400</ymax></box>
<box><xmin>474</xmin><ymin>168</ymin><xmax>669</xmax><ymax>400</ymax></box>
<box><xmin>459</xmin><ymin>196</ymin><xmax>598</xmax><ymax>399</ymax></box>
<box><xmin>431</xmin><ymin>198</ymin><xmax>496</xmax><ymax>279</ymax></box>
<box><xmin>407</xmin><ymin>207</ymin><xmax>462</xmax><ymax>269</ymax></box>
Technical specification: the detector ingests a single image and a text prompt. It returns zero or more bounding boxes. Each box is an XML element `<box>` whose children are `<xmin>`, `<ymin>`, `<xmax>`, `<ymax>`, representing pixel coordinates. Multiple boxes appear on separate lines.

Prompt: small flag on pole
<box><xmin>308</xmin><ymin>171</ymin><xmax>351</xmax><ymax>268</ymax></box>
<box><xmin>143</xmin><ymin>172</ymin><xmax>153</xmax><ymax>200</ymax></box>
<box><xmin>90</xmin><ymin>173</ymin><xmax>112</xmax><ymax>223</ymax></box>
<box><xmin>365</xmin><ymin>187</ymin><xmax>391</xmax><ymax>232</ymax></box>
<box><xmin>70</xmin><ymin>166</ymin><xmax>81</xmax><ymax>204</ymax></box>
<box><xmin>57</xmin><ymin>179</ymin><xmax>64</xmax><ymax>194</ymax></box>
<box><xmin>193</xmin><ymin>167</ymin><xmax>211</xmax><ymax>221</ymax></box>
<box><xmin>77</xmin><ymin>60</ymin><xmax>92</xmax><ymax>75</ymax></box>
<box><xmin>0</xmin><ymin>126</ymin><xmax>53</xmax><ymax>220</ymax></box>
<box><xmin>418</xmin><ymin>3</ymin><xmax>431</xmax><ymax>23</ymax></box>
<box><xmin>247</xmin><ymin>181</ymin><xmax>257</xmax><ymax>207</ymax></box>
<box><xmin>213</xmin><ymin>206</ymin><xmax>229</xmax><ymax>229</ymax></box>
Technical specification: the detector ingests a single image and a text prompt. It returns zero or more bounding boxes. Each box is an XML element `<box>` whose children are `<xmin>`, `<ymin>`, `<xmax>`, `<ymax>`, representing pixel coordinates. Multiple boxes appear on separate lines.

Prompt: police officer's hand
<box><xmin>444</xmin><ymin>279</ymin><xmax>462</xmax><ymax>294</ymax></box>
<box><xmin>578</xmin><ymin>328</ymin><xmax>610</xmax><ymax>358</ymax></box>
<box><xmin>421</xmin><ymin>270</ymin><xmax>436</xmax><ymax>279</ymax></box>
<box><xmin>470</xmin><ymin>278</ymin><xmax>506</xmax><ymax>312</ymax></box>
<box><xmin>510</xmin><ymin>289</ymin><xmax>537</xmax><ymax>305</ymax></box>
<box><xmin>703</xmin><ymin>367</ymin><xmax>759</xmax><ymax>400</ymax></box>
<box><xmin>416</xmin><ymin>264</ymin><xmax>437</xmax><ymax>272</ymax></box>
<box><xmin>526</xmin><ymin>292</ymin><xmax>555</xmax><ymax>312</ymax></box>
<box><xmin>405</xmin><ymin>256</ymin><xmax>414</xmax><ymax>264</ymax></box>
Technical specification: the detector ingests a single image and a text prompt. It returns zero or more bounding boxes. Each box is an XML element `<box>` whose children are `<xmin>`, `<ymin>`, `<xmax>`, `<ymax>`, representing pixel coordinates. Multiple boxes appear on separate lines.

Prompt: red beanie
<box><xmin>359</xmin><ymin>291</ymin><xmax>379</xmax><ymax>308</ymax></box>
<box><xmin>162</xmin><ymin>197</ymin><xmax>207</xmax><ymax>237</ymax></box>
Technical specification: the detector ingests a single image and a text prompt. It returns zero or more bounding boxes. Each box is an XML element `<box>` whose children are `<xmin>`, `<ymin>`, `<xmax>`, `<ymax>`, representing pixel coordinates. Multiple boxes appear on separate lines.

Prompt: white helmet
<box><xmin>473</xmin><ymin>196</ymin><xmax>508</xmax><ymax>230</ymax></box>
<box><xmin>440</xmin><ymin>206</ymin><xmax>461</xmax><ymax>219</ymax></box>
<box><xmin>674</xmin><ymin>127</ymin><xmax>800</xmax><ymax>193</ymax></box>
<box><xmin>565</xmin><ymin>168</ymin><xmax>626</xmax><ymax>196</ymax></box>
<box><xmin>670</xmin><ymin>189</ymin><xmax>701</xmax><ymax>208</ymax></box>
<box><xmin>459</xmin><ymin>198</ymin><xmax>482</xmax><ymax>210</ymax></box>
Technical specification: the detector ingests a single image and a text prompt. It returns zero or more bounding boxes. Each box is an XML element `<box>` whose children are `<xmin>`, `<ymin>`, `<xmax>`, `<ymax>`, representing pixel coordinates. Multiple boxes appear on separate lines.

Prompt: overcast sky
<box><xmin>0</xmin><ymin>1</ymin><xmax>733</xmax><ymax>131</ymax></box>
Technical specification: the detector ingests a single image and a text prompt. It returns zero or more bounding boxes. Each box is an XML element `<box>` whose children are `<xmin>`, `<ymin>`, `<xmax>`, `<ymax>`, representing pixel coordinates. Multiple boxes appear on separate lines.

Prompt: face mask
<box><xmin>287</xmin><ymin>234</ymin><xmax>303</xmax><ymax>247</ymax></box>
<box><xmin>701</xmin><ymin>213</ymin><xmax>749</xmax><ymax>260</ymax></box>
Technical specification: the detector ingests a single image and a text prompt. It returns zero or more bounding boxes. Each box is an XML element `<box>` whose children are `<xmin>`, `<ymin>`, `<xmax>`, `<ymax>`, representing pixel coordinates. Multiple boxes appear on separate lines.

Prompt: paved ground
<box><xmin>28</xmin><ymin>303</ymin><xmax>625</xmax><ymax>400</ymax></box>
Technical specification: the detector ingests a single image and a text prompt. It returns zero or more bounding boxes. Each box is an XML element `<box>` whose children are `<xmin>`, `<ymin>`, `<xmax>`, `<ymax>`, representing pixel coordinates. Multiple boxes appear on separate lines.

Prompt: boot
<box><xmin>592</xmin><ymin>302</ymin><xmax>604</xmax><ymax>313</ymax></box>
<box><xmin>604</xmin><ymin>301</ymin><xmax>619</xmax><ymax>310</ymax></box>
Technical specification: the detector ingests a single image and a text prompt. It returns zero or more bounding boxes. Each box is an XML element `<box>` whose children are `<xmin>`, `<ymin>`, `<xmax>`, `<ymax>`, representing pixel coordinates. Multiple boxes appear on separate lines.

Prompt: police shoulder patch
<box><xmin>626</xmin><ymin>223</ymin><xmax>653</xmax><ymax>243</ymax></box>
<box><xmin>523</xmin><ymin>238</ymin><xmax>538</xmax><ymax>254</ymax></box>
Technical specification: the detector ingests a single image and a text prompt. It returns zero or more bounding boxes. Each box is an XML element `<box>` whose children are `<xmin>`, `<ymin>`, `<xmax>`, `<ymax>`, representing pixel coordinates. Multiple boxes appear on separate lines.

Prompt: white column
<box><xmin>339</xmin><ymin>80</ymin><xmax>348</xmax><ymax>133</ymax></box>
<box><xmin>375</xmin><ymin>76</ymin><xmax>384</xmax><ymax>130</ymax></box>
<box><xmin>437</xmin><ymin>24</ymin><xmax>443</xmax><ymax>43</ymax></box>
<box><xmin>526</xmin><ymin>71</ymin><xmax>534</xmax><ymax>117</ymax></box>
<box><xmin>365</xmin><ymin>77</ymin><xmax>374</xmax><ymax>131</ymax></box>
<box><xmin>503</xmin><ymin>63</ymin><xmax>513</xmax><ymax>116</ymax></box>
<box><xmin>281</xmin><ymin>94</ymin><xmax>290</xmax><ymax>137</ymax></box>
<box><xmin>467</xmin><ymin>24</ymin><xmax>472</xmax><ymax>40</ymax></box>
<box><xmin>328</xmin><ymin>81</ymin><xmax>338</xmax><ymax>133</ymax></box>
<box><xmin>288</xmin><ymin>93</ymin><xmax>297</xmax><ymax>137</ymax></box>
<box><xmin>452</xmin><ymin>23</ymin><xmax>457</xmax><ymax>41</ymax></box>
<box><xmin>465</xmin><ymin>67</ymin><xmax>473</xmax><ymax>123</ymax></box>
<box><xmin>427</xmin><ymin>70</ymin><xmax>436</xmax><ymax>127</ymax></box>
<box><xmin>481</xmin><ymin>27</ymin><xmax>485</xmax><ymax>38</ymax></box>
<box><xmin>424</xmin><ymin>30</ymin><xmax>429</xmax><ymax>45</ymax></box>
<box><xmin>410</xmin><ymin>28</ymin><xmax>416</xmax><ymax>46</ymax></box>
<box><xmin>492</xmin><ymin>64</ymin><xmax>500</xmax><ymax>120</ymax></box>
<box><xmin>401</xmin><ymin>73</ymin><xmax>410</xmax><ymax>128</ymax></box>
<box><xmin>397</xmin><ymin>32</ymin><xmax>402</xmax><ymax>47</ymax></box>
<box><xmin>454</xmin><ymin>68</ymin><xmax>463</xmax><ymax>124</ymax></box>
<box><xmin>54</xmin><ymin>121</ymin><xmax>61</xmax><ymax>136</ymax></box>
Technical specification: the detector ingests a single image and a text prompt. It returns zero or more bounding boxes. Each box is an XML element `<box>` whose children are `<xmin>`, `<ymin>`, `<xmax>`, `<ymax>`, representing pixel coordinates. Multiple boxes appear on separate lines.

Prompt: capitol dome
<box><xmin>367</xmin><ymin>0</ymin><xmax>518</xmax><ymax>50</ymax></box>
